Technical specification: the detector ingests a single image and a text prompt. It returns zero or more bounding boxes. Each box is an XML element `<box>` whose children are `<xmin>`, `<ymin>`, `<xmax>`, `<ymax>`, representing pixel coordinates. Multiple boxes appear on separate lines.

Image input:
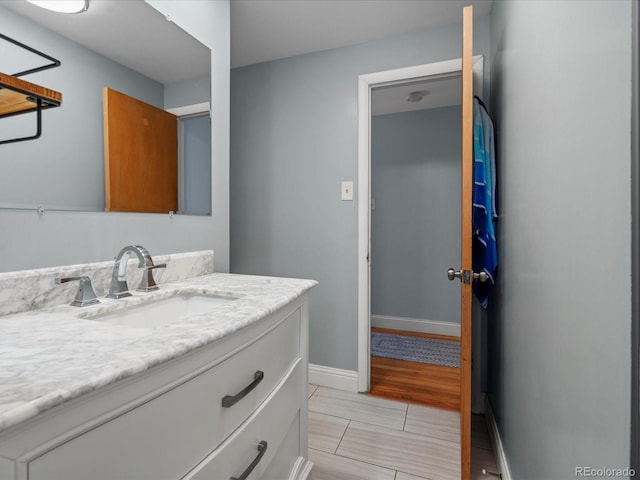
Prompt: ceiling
<box><xmin>372</xmin><ymin>74</ymin><xmax>462</xmax><ymax>116</ymax></box>
<box><xmin>0</xmin><ymin>0</ymin><xmax>210</xmax><ymax>84</ymax></box>
<box><xmin>1</xmin><ymin>0</ymin><xmax>490</xmax><ymax>97</ymax></box>
<box><xmin>231</xmin><ymin>0</ymin><xmax>492</xmax><ymax>68</ymax></box>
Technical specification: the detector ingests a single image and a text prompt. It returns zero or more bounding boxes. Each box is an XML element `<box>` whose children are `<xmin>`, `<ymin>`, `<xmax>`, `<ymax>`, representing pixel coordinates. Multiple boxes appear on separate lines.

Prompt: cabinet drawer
<box><xmin>183</xmin><ymin>360</ymin><xmax>302</xmax><ymax>480</ymax></box>
<box><xmin>260</xmin><ymin>410</ymin><xmax>304</xmax><ymax>480</ymax></box>
<box><xmin>28</xmin><ymin>308</ymin><xmax>301</xmax><ymax>480</ymax></box>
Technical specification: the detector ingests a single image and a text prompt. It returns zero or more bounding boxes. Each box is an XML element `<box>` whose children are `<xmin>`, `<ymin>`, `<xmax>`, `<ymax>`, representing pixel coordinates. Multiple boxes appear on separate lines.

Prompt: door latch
<box><xmin>447</xmin><ymin>268</ymin><xmax>489</xmax><ymax>284</ymax></box>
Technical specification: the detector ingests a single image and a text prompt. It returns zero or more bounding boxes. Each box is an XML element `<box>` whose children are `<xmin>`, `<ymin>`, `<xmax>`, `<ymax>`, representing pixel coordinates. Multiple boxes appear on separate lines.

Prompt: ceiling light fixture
<box><xmin>406</xmin><ymin>90</ymin><xmax>430</xmax><ymax>103</ymax></box>
<box><xmin>26</xmin><ymin>0</ymin><xmax>89</xmax><ymax>14</ymax></box>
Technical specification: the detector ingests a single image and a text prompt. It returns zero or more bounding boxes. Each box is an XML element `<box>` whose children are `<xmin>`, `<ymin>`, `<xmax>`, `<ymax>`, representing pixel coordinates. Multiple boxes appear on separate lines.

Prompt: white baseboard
<box><xmin>484</xmin><ymin>396</ymin><xmax>512</xmax><ymax>480</ymax></box>
<box><xmin>308</xmin><ymin>364</ymin><xmax>358</xmax><ymax>392</ymax></box>
<box><xmin>371</xmin><ymin>314</ymin><xmax>460</xmax><ymax>338</ymax></box>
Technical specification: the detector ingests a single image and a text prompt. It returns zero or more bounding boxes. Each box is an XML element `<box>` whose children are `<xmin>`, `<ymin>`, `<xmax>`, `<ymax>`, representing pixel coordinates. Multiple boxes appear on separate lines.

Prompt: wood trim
<box><xmin>103</xmin><ymin>87</ymin><xmax>113</xmax><ymax>211</ymax></box>
<box><xmin>460</xmin><ymin>5</ymin><xmax>474</xmax><ymax>480</ymax></box>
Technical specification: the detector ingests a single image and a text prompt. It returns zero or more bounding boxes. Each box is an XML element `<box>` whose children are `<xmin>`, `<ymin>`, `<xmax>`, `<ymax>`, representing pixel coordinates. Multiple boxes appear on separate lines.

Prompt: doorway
<box><xmin>357</xmin><ymin>53</ymin><xmax>484</xmax><ymax>480</ymax></box>
<box><xmin>356</xmin><ymin>56</ymin><xmax>484</xmax><ymax>392</ymax></box>
<box><xmin>368</xmin><ymin>75</ymin><xmax>463</xmax><ymax>410</ymax></box>
<box><xmin>167</xmin><ymin>102</ymin><xmax>212</xmax><ymax>216</ymax></box>
<box><xmin>178</xmin><ymin>112</ymin><xmax>212</xmax><ymax>215</ymax></box>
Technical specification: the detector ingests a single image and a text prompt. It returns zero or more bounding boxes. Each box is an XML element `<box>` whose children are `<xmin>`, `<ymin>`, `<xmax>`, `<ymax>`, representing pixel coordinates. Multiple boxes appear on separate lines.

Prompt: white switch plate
<box><xmin>341</xmin><ymin>181</ymin><xmax>353</xmax><ymax>201</ymax></box>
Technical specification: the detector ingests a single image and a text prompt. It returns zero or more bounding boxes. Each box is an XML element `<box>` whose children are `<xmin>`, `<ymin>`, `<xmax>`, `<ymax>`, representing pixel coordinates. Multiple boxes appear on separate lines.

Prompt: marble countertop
<box><xmin>0</xmin><ymin>273</ymin><xmax>317</xmax><ymax>434</ymax></box>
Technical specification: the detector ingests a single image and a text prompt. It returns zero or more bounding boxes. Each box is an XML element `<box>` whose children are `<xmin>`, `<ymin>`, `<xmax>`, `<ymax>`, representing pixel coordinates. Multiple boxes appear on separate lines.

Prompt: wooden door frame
<box><xmin>356</xmin><ymin>55</ymin><xmax>484</xmax><ymax>392</ymax></box>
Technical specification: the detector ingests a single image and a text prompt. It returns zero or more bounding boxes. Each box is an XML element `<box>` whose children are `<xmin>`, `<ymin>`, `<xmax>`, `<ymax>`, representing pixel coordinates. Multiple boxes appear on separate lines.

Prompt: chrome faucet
<box><xmin>106</xmin><ymin>245</ymin><xmax>166</xmax><ymax>299</ymax></box>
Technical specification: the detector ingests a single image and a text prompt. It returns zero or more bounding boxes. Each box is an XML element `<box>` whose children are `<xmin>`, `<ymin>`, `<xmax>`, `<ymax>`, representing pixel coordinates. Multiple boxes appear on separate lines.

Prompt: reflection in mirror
<box><xmin>177</xmin><ymin>112</ymin><xmax>212</xmax><ymax>216</ymax></box>
<box><xmin>0</xmin><ymin>0</ymin><xmax>211</xmax><ymax>215</ymax></box>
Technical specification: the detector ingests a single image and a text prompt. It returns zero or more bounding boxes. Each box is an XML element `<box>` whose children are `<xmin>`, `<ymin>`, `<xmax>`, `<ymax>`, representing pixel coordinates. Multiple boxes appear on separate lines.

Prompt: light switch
<box><xmin>341</xmin><ymin>181</ymin><xmax>354</xmax><ymax>201</ymax></box>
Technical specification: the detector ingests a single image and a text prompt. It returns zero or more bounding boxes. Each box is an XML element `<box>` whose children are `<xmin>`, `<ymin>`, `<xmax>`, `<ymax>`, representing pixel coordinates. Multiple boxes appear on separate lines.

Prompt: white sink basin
<box><xmin>85</xmin><ymin>294</ymin><xmax>238</xmax><ymax>328</ymax></box>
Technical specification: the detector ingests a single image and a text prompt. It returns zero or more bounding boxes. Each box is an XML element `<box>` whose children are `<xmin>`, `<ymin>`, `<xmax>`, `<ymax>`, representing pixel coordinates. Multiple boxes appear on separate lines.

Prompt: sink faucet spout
<box><xmin>106</xmin><ymin>245</ymin><xmax>156</xmax><ymax>299</ymax></box>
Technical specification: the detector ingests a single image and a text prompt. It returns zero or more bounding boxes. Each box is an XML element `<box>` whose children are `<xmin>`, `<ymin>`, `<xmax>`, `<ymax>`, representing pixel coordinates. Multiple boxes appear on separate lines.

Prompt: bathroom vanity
<box><xmin>0</xmin><ymin>251</ymin><xmax>316</xmax><ymax>480</ymax></box>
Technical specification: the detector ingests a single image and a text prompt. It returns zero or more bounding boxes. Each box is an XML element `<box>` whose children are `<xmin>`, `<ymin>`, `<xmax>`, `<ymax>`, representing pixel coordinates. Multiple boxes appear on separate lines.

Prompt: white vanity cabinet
<box><xmin>0</xmin><ymin>294</ymin><xmax>312</xmax><ymax>480</ymax></box>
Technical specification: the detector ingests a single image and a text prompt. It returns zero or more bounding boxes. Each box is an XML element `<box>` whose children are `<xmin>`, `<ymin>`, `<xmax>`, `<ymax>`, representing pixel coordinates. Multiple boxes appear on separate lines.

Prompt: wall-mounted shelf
<box><xmin>0</xmin><ymin>72</ymin><xmax>62</xmax><ymax>118</ymax></box>
<box><xmin>0</xmin><ymin>33</ymin><xmax>62</xmax><ymax>145</ymax></box>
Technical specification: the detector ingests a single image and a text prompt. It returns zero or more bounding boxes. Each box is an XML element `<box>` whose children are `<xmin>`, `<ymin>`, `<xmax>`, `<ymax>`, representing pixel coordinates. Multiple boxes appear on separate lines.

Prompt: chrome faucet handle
<box><xmin>56</xmin><ymin>276</ymin><xmax>100</xmax><ymax>307</ymax></box>
<box><xmin>137</xmin><ymin>263</ymin><xmax>167</xmax><ymax>292</ymax></box>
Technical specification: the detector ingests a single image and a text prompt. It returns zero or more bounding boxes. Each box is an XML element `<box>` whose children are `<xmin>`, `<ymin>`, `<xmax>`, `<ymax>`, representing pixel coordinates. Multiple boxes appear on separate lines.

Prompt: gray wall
<box><xmin>371</xmin><ymin>107</ymin><xmax>460</xmax><ymax>324</ymax></box>
<box><xmin>488</xmin><ymin>1</ymin><xmax>632</xmax><ymax>477</ymax></box>
<box><xmin>231</xmin><ymin>17</ymin><xmax>490</xmax><ymax>370</ymax></box>
<box><xmin>182</xmin><ymin>114</ymin><xmax>212</xmax><ymax>215</ymax></box>
<box><xmin>165</xmin><ymin>74</ymin><xmax>210</xmax><ymax>110</ymax></box>
<box><xmin>0</xmin><ymin>0</ymin><xmax>230</xmax><ymax>273</ymax></box>
<box><xmin>164</xmin><ymin>75</ymin><xmax>212</xmax><ymax>216</ymax></box>
<box><xmin>0</xmin><ymin>4</ymin><xmax>164</xmax><ymax>211</ymax></box>
<box><xmin>632</xmin><ymin>0</ymin><xmax>639</xmax><ymax>473</ymax></box>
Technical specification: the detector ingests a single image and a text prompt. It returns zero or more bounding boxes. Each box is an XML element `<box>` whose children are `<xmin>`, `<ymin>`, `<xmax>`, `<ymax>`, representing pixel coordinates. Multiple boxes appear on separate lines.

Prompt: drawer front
<box><xmin>28</xmin><ymin>309</ymin><xmax>301</xmax><ymax>480</ymax></box>
<box><xmin>260</xmin><ymin>411</ymin><xmax>303</xmax><ymax>480</ymax></box>
<box><xmin>183</xmin><ymin>360</ymin><xmax>303</xmax><ymax>480</ymax></box>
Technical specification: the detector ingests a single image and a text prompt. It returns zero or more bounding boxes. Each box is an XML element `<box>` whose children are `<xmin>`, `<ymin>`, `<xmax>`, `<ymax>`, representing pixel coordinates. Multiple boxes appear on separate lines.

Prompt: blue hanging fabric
<box><xmin>472</xmin><ymin>97</ymin><xmax>498</xmax><ymax>309</ymax></box>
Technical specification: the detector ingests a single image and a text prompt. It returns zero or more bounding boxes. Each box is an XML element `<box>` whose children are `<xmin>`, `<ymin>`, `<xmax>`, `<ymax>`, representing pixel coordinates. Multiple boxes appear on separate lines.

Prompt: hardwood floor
<box><xmin>369</xmin><ymin>327</ymin><xmax>461</xmax><ymax>411</ymax></box>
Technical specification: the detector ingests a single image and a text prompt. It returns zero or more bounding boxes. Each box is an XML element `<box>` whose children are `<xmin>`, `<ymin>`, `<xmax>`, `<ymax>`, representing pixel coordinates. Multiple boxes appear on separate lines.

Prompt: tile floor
<box><xmin>307</xmin><ymin>384</ymin><xmax>498</xmax><ymax>480</ymax></box>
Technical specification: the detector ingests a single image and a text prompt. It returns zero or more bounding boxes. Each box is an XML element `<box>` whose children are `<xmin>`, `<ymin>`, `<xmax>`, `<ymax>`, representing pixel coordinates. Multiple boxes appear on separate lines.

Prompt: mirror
<box><xmin>0</xmin><ymin>0</ymin><xmax>211</xmax><ymax>214</ymax></box>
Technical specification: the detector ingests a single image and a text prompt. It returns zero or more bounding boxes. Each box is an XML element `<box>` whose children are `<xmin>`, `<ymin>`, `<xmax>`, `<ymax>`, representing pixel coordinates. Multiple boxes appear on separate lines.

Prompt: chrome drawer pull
<box><xmin>221</xmin><ymin>371</ymin><xmax>264</xmax><ymax>408</ymax></box>
<box><xmin>229</xmin><ymin>440</ymin><xmax>268</xmax><ymax>480</ymax></box>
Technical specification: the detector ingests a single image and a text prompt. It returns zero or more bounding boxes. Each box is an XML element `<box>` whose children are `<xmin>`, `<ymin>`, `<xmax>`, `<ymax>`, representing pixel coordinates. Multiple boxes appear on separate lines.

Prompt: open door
<box><xmin>447</xmin><ymin>5</ymin><xmax>475</xmax><ymax>480</ymax></box>
<box><xmin>460</xmin><ymin>5</ymin><xmax>474</xmax><ymax>480</ymax></box>
<box><xmin>103</xmin><ymin>87</ymin><xmax>178</xmax><ymax>213</ymax></box>
<box><xmin>356</xmin><ymin>7</ymin><xmax>482</xmax><ymax>477</ymax></box>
